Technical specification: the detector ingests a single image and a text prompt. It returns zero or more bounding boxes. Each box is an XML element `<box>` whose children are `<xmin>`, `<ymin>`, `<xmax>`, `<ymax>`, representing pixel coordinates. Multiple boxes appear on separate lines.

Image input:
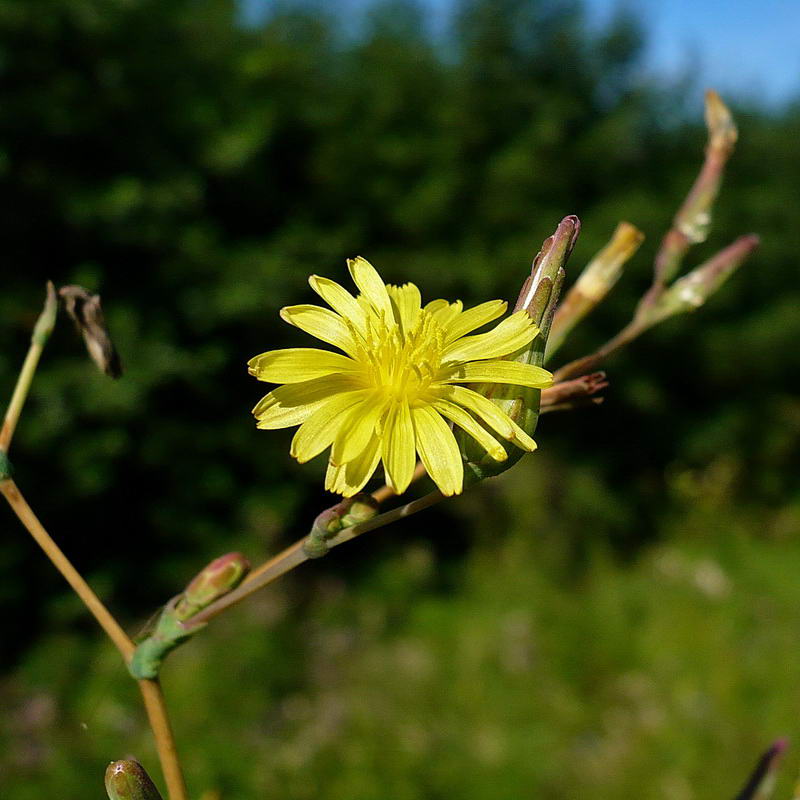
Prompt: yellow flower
<box><xmin>249</xmin><ymin>257</ymin><xmax>552</xmax><ymax>497</ymax></box>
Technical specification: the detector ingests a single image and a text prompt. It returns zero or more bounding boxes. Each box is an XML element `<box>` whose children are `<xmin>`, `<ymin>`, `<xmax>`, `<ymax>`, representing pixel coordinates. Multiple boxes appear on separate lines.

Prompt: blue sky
<box><xmin>584</xmin><ymin>0</ymin><xmax>800</xmax><ymax>106</ymax></box>
<box><xmin>242</xmin><ymin>0</ymin><xmax>800</xmax><ymax>106</ymax></box>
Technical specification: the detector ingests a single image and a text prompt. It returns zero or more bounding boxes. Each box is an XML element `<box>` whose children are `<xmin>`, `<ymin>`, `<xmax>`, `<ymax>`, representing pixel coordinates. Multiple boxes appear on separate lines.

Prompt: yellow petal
<box><xmin>442</xmin><ymin>300</ymin><xmax>507</xmax><ymax>343</ymax></box>
<box><xmin>441</xmin><ymin>359</ymin><xmax>552</xmax><ymax>389</ymax></box>
<box><xmin>253</xmin><ymin>374</ymin><xmax>360</xmax><ymax>429</ymax></box>
<box><xmin>411</xmin><ymin>405</ymin><xmax>463</xmax><ymax>496</ymax></box>
<box><xmin>423</xmin><ymin>298</ymin><xmax>450</xmax><ymax>315</ymax></box>
<box><xmin>279</xmin><ymin>305</ymin><xmax>357</xmax><ymax>355</ymax></box>
<box><xmin>309</xmin><ymin>275</ymin><xmax>368</xmax><ymax>336</ymax></box>
<box><xmin>437</xmin><ymin>385</ymin><xmax>537</xmax><ymax>452</ymax></box>
<box><xmin>442</xmin><ymin>311</ymin><xmax>538</xmax><ymax>363</ymax></box>
<box><xmin>381</xmin><ymin>400</ymin><xmax>417</xmax><ymax>493</ymax></box>
<box><xmin>290</xmin><ymin>390</ymin><xmax>369</xmax><ymax>463</ymax></box>
<box><xmin>330</xmin><ymin>395</ymin><xmax>387</xmax><ymax>466</ymax></box>
<box><xmin>387</xmin><ymin>283</ymin><xmax>422</xmax><ymax>333</ymax></box>
<box><xmin>347</xmin><ymin>256</ymin><xmax>393</xmax><ymax>318</ymax></box>
<box><xmin>248</xmin><ymin>348</ymin><xmax>360</xmax><ymax>384</ymax></box>
<box><xmin>428</xmin><ymin>299</ymin><xmax>463</xmax><ymax>328</ymax></box>
<box><xmin>430</xmin><ymin>399</ymin><xmax>508</xmax><ymax>462</ymax></box>
<box><xmin>325</xmin><ymin>435</ymin><xmax>382</xmax><ymax>496</ymax></box>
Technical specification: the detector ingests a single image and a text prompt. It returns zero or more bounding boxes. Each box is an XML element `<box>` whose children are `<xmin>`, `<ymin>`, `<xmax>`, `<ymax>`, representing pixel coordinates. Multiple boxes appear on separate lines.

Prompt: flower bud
<box><xmin>515</xmin><ymin>215</ymin><xmax>581</xmax><ymax>330</ymax></box>
<box><xmin>650</xmin><ymin>90</ymin><xmax>738</xmax><ymax>294</ymax></box>
<box><xmin>540</xmin><ymin>372</ymin><xmax>608</xmax><ymax>413</ymax></box>
<box><xmin>105</xmin><ymin>760</ymin><xmax>163</xmax><ymax>800</ymax></box>
<box><xmin>32</xmin><ymin>281</ymin><xmax>59</xmax><ymax>347</ymax></box>
<box><xmin>130</xmin><ymin>553</ymin><xmax>250</xmax><ymax>678</ymax></box>
<box><xmin>733</xmin><ymin>739</ymin><xmax>787</xmax><ymax>800</ymax></box>
<box><xmin>705</xmin><ymin>89</ymin><xmax>737</xmax><ymax>158</ymax></box>
<box><xmin>648</xmin><ymin>235</ymin><xmax>759</xmax><ymax>327</ymax></box>
<box><xmin>174</xmin><ymin>553</ymin><xmax>250</xmax><ymax>622</ymax></box>
<box><xmin>460</xmin><ymin>217</ymin><xmax>579</xmax><ymax>480</ymax></box>
<box><xmin>304</xmin><ymin>494</ymin><xmax>379</xmax><ymax>558</ymax></box>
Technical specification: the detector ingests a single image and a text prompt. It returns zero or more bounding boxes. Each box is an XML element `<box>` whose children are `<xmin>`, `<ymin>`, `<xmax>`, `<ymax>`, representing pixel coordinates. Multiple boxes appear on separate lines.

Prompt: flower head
<box><xmin>249</xmin><ymin>257</ymin><xmax>552</xmax><ymax>497</ymax></box>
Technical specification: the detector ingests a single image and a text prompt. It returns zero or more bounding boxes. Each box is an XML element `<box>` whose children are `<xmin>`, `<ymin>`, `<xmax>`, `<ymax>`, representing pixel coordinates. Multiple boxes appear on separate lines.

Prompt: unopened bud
<box><xmin>674</xmin><ymin>90</ymin><xmax>737</xmax><ymax>248</ymax></box>
<box><xmin>105</xmin><ymin>760</ymin><xmax>163</xmax><ymax>800</ymax></box>
<box><xmin>573</xmin><ymin>222</ymin><xmax>642</xmax><ymax>303</ymax></box>
<box><xmin>733</xmin><ymin>739</ymin><xmax>787</xmax><ymax>800</ymax></box>
<box><xmin>174</xmin><ymin>553</ymin><xmax>250</xmax><ymax>622</ymax></box>
<box><xmin>460</xmin><ymin>217</ymin><xmax>579</xmax><ymax>480</ymax></box>
<box><xmin>32</xmin><ymin>281</ymin><xmax>59</xmax><ymax>346</ymax></box>
<box><xmin>130</xmin><ymin>553</ymin><xmax>250</xmax><ymax>679</ymax></box>
<box><xmin>305</xmin><ymin>494</ymin><xmax>379</xmax><ymax>558</ymax></box>
<box><xmin>649</xmin><ymin>235</ymin><xmax>759</xmax><ymax>326</ymax></box>
<box><xmin>540</xmin><ymin>372</ymin><xmax>608</xmax><ymax>413</ymax></box>
<box><xmin>705</xmin><ymin>89</ymin><xmax>737</xmax><ymax>157</ymax></box>
<box><xmin>516</xmin><ymin>216</ymin><xmax>581</xmax><ymax>330</ymax></box>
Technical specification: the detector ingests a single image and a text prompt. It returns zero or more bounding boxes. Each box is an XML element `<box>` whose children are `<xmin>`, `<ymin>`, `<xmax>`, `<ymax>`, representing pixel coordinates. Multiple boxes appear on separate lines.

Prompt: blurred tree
<box><xmin>0</xmin><ymin>0</ymin><xmax>797</xmax><ymax>693</ymax></box>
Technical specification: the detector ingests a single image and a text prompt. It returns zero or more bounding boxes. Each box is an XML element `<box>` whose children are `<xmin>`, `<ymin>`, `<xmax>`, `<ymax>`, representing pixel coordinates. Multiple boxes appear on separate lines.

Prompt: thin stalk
<box><xmin>552</xmin><ymin>322</ymin><xmax>642</xmax><ymax>383</ymax></box>
<box><xmin>193</xmin><ymin>378</ymin><xmax>578</xmax><ymax>628</ymax></box>
<box><xmin>0</xmin><ymin>478</ymin><xmax>134</xmax><ymax>658</ymax></box>
<box><xmin>0</xmin><ymin>477</ymin><xmax>188</xmax><ymax>800</ymax></box>
<box><xmin>189</xmin><ymin>489</ymin><xmax>444</xmax><ymax>626</ymax></box>
<box><xmin>1</xmin><ymin>284</ymin><xmax>188</xmax><ymax>798</ymax></box>
<box><xmin>138</xmin><ymin>680</ymin><xmax>189</xmax><ymax>800</ymax></box>
<box><xmin>0</xmin><ymin>282</ymin><xmax>58</xmax><ymax>452</ymax></box>
<box><xmin>1</xmin><ymin>343</ymin><xmax>44</xmax><ymax>449</ymax></box>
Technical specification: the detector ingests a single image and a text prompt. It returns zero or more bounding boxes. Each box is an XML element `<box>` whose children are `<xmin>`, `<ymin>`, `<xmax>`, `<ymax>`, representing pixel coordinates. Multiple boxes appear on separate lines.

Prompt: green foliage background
<box><xmin>1</xmin><ymin>0</ymin><xmax>799</xmax><ymax>796</ymax></box>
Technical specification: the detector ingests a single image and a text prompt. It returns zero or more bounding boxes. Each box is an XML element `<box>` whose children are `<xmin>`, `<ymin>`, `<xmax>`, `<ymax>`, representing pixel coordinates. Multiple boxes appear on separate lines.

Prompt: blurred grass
<box><xmin>4</xmin><ymin>455</ymin><xmax>800</xmax><ymax>798</ymax></box>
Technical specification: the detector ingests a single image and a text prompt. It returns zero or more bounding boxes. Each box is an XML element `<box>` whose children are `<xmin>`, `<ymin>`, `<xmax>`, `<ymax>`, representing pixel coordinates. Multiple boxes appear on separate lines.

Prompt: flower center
<box><xmin>354</xmin><ymin>309</ymin><xmax>445</xmax><ymax>403</ymax></box>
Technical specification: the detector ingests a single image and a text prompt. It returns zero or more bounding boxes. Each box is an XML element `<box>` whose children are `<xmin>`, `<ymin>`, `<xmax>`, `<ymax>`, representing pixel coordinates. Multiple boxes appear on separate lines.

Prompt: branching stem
<box><xmin>189</xmin><ymin>489</ymin><xmax>444</xmax><ymax>626</ymax></box>
<box><xmin>0</xmin><ymin>477</ymin><xmax>189</xmax><ymax>800</ymax></box>
<box><xmin>0</xmin><ymin>283</ymin><xmax>188</xmax><ymax>800</ymax></box>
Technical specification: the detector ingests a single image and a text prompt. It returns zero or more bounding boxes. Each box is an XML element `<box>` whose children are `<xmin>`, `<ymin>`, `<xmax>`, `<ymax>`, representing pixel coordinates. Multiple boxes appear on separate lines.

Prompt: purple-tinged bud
<box><xmin>174</xmin><ymin>553</ymin><xmax>250</xmax><ymax>622</ymax></box>
<box><xmin>305</xmin><ymin>494</ymin><xmax>379</xmax><ymax>558</ymax></box>
<box><xmin>733</xmin><ymin>739</ymin><xmax>787</xmax><ymax>800</ymax></box>
<box><xmin>516</xmin><ymin>215</ymin><xmax>581</xmax><ymax>331</ymax></box>
<box><xmin>648</xmin><ymin>235</ymin><xmax>759</xmax><ymax>327</ymax></box>
<box><xmin>130</xmin><ymin>554</ymin><xmax>250</xmax><ymax>678</ymax></box>
<box><xmin>540</xmin><ymin>372</ymin><xmax>608</xmax><ymax>414</ymax></box>
<box><xmin>105</xmin><ymin>759</ymin><xmax>163</xmax><ymax>800</ymax></box>
<box><xmin>459</xmin><ymin>217</ymin><xmax>579</xmax><ymax>480</ymax></box>
<box><xmin>646</xmin><ymin>90</ymin><xmax>738</xmax><ymax>299</ymax></box>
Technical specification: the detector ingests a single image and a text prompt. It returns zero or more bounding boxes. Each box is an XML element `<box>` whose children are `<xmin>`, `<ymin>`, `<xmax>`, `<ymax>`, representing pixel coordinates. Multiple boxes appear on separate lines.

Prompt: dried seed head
<box><xmin>59</xmin><ymin>285</ymin><xmax>122</xmax><ymax>378</ymax></box>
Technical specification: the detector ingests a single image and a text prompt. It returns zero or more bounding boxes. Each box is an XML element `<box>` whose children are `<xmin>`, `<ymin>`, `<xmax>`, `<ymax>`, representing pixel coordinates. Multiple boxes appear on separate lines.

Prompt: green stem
<box><xmin>0</xmin><ymin>282</ymin><xmax>58</xmax><ymax>452</ymax></box>
<box><xmin>188</xmin><ymin>490</ymin><xmax>444</xmax><ymax>626</ymax></box>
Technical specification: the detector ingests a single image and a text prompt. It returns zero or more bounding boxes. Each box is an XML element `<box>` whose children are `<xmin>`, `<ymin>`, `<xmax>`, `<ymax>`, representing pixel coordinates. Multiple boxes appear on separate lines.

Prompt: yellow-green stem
<box><xmin>552</xmin><ymin>321</ymin><xmax>643</xmax><ymax>383</ymax></box>
<box><xmin>0</xmin><ymin>340</ymin><xmax>44</xmax><ymax>451</ymax></box>
<box><xmin>0</xmin><ymin>478</ymin><xmax>134</xmax><ymax>658</ymax></box>
<box><xmin>1</xmin><ymin>282</ymin><xmax>58</xmax><ymax>451</ymax></box>
<box><xmin>138</xmin><ymin>679</ymin><xmax>189</xmax><ymax>800</ymax></box>
<box><xmin>0</xmin><ymin>478</ymin><xmax>188</xmax><ymax>800</ymax></box>
<box><xmin>190</xmin><ymin>489</ymin><xmax>444</xmax><ymax>626</ymax></box>
<box><xmin>0</xmin><ymin>283</ymin><xmax>189</xmax><ymax>798</ymax></box>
